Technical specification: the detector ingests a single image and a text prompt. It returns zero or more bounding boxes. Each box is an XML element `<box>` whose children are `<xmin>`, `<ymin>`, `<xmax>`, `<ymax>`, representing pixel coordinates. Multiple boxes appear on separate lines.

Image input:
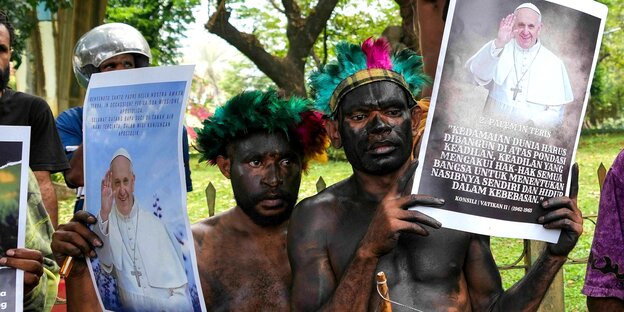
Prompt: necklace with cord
<box><xmin>375</xmin><ymin>277</ymin><xmax>426</xmax><ymax>312</ymax></box>
<box><xmin>117</xmin><ymin>207</ymin><xmax>142</xmax><ymax>287</ymax></box>
<box><xmin>512</xmin><ymin>42</ymin><xmax>541</xmax><ymax>101</ymax></box>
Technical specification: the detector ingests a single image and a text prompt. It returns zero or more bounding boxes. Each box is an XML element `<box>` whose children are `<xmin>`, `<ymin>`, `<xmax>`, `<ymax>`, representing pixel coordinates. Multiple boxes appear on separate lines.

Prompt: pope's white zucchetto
<box><xmin>515</xmin><ymin>3</ymin><xmax>541</xmax><ymax>15</ymax></box>
<box><xmin>111</xmin><ymin>147</ymin><xmax>132</xmax><ymax>163</ymax></box>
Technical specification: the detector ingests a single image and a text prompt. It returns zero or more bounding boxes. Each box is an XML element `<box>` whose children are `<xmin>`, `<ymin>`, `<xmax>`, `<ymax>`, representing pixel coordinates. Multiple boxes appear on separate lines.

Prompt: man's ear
<box><xmin>325</xmin><ymin>119</ymin><xmax>342</xmax><ymax>148</ymax></box>
<box><xmin>410</xmin><ymin>105</ymin><xmax>423</xmax><ymax>137</ymax></box>
<box><xmin>216</xmin><ymin>156</ymin><xmax>231</xmax><ymax>179</ymax></box>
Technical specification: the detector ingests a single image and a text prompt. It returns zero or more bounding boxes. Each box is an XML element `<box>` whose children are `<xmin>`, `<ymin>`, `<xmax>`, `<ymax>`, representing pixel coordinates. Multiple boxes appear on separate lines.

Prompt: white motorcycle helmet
<box><xmin>73</xmin><ymin>23</ymin><xmax>151</xmax><ymax>88</ymax></box>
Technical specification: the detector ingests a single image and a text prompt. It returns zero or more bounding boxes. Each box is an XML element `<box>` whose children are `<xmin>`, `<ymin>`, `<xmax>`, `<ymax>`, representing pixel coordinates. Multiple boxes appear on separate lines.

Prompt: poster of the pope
<box><xmin>83</xmin><ymin>65</ymin><xmax>206</xmax><ymax>312</ymax></box>
<box><xmin>411</xmin><ymin>0</ymin><xmax>606</xmax><ymax>242</ymax></box>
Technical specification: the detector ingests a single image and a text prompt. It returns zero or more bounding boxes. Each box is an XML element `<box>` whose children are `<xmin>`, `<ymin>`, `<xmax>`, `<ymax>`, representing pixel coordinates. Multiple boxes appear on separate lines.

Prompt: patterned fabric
<box><xmin>329</xmin><ymin>68</ymin><xmax>414</xmax><ymax>113</ymax></box>
<box><xmin>582</xmin><ymin>149</ymin><xmax>624</xmax><ymax>300</ymax></box>
<box><xmin>23</xmin><ymin>170</ymin><xmax>60</xmax><ymax>311</ymax></box>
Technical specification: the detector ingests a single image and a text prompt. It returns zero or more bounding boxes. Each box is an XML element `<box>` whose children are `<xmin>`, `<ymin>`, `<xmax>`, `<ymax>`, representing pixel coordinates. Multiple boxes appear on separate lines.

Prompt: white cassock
<box><xmin>95</xmin><ymin>201</ymin><xmax>192</xmax><ymax>312</ymax></box>
<box><xmin>466</xmin><ymin>39</ymin><xmax>573</xmax><ymax>128</ymax></box>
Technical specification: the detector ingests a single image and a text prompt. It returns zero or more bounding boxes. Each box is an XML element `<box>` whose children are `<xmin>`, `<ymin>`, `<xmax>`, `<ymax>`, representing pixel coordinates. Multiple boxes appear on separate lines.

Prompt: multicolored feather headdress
<box><xmin>310</xmin><ymin>37</ymin><xmax>430</xmax><ymax>116</ymax></box>
<box><xmin>195</xmin><ymin>90</ymin><xmax>329</xmax><ymax>171</ymax></box>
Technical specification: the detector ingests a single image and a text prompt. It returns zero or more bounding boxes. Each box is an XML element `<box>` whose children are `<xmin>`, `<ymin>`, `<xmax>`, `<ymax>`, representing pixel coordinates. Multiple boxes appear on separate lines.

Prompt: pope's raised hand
<box><xmin>359</xmin><ymin>161</ymin><xmax>444</xmax><ymax>258</ymax></box>
<box><xmin>495</xmin><ymin>13</ymin><xmax>516</xmax><ymax>48</ymax></box>
<box><xmin>100</xmin><ymin>170</ymin><xmax>113</xmax><ymax>222</ymax></box>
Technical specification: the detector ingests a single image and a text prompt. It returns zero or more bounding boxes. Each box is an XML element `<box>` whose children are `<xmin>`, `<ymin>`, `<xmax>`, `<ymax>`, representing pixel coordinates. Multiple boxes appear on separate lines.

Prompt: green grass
<box><xmin>493</xmin><ymin>132</ymin><xmax>622</xmax><ymax>312</ymax></box>
<box><xmin>57</xmin><ymin>132</ymin><xmax>624</xmax><ymax>311</ymax></box>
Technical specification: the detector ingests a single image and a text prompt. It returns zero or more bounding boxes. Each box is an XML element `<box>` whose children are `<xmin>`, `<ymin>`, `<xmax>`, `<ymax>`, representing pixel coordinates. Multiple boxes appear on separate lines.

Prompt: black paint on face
<box><xmin>337</xmin><ymin>81</ymin><xmax>414</xmax><ymax>175</ymax></box>
<box><xmin>228</xmin><ymin>131</ymin><xmax>303</xmax><ymax>227</ymax></box>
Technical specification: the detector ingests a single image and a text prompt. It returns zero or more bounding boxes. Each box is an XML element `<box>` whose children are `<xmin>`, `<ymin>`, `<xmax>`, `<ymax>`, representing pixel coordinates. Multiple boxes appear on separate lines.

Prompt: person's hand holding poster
<box><xmin>411</xmin><ymin>0</ymin><xmax>607</xmax><ymax>243</ymax></box>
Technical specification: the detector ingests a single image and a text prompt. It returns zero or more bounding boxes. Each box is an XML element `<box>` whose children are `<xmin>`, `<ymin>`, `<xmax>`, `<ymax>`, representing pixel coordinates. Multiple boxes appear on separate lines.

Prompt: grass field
<box><xmin>58</xmin><ymin>132</ymin><xmax>623</xmax><ymax>311</ymax></box>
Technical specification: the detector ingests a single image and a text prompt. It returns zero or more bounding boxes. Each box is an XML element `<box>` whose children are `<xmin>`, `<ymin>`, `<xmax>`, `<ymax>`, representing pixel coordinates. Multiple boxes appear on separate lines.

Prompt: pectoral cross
<box><xmin>131</xmin><ymin>266</ymin><xmax>142</xmax><ymax>287</ymax></box>
<box><xmin>511</xmin><ymin>85</ymin><xmax>522</xmax><ymax>101</ymax></box>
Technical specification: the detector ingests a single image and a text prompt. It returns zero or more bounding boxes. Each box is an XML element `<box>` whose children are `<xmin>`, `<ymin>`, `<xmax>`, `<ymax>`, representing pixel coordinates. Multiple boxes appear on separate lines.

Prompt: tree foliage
<box><xmin>106</xmin><ymin>0</ymin><xmax>200</xmax><ymax>65</ymax></box>
<box><xmin>219</xmin><ymin>57</ymin><xmax>275</xmax><ymax>97</ymax></box>
<box><xmin>587</xmin><ymin>0</ymin><xmax>624</xmax><ymax>127</ymax></box>
<box><xmin>309</xmin><ymin>1</ymin><xmax>400</xmax><ymax>71</ymax></box>
<box><xmin>0</xmin><ymin>0</ymin><xmax>71</xmax><ymax>68</ymax></box>
<box><xmin>206</xmin><ymin>0</ymin><xmax>400</xmax><ymax>96</ymax></box>
<box><xmin>207</xmin><ymin>0</ymin><xmax>340</xmax><ymax>96</ymax></box>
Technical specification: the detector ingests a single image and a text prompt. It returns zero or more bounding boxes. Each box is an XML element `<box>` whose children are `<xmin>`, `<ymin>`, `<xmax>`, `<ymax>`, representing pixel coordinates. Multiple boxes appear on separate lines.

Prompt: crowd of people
<box><xmin>0</xmin><ymin>1</ymin><xmax>622</xmax><ymax>311</ymax></box>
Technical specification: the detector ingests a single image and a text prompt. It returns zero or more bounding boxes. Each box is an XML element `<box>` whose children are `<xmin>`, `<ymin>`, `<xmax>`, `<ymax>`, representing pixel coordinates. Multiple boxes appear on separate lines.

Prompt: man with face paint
<box><xmin>288</xmin><ymin>37</ymin><xmax>583</xmax><ymax>311</ymax></box>
<box><xmin>466</xmin><ymin>2</ymin><xmax>573</xmax><ymax>128</ymax></box>
<box><xmin>51</xmin><ymin>90</ymin><xmax>329</xmax><ymax>310</ymax></box>
<box><xmin>192</xmin><ymin>90</ymin><xmax>328</xmax><ymax>309</ymax></box>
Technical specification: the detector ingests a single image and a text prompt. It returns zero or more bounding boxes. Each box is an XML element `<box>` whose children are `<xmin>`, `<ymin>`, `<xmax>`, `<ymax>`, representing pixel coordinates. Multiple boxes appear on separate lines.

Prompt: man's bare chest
<box><xmin>327</xmin><ymin>211</ymin><xmax>471</xmax><ymax>282</ymax></box>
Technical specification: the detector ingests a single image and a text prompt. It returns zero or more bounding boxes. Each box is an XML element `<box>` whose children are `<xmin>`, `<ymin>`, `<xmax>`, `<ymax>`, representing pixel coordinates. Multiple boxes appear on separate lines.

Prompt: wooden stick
<box><xmin>376</xmin><ymin>271</ymin><xmax>392</xmax><ymax>312</ymax></box>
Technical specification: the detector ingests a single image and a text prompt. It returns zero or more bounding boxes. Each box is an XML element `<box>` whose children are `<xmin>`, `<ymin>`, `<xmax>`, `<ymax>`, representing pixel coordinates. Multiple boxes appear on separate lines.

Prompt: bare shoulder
<box><xmin>288</xmin><ymin>179</ymin><xmax>356</xmax><ymax>254</ymax></box>
<box><xmin>191</xmin><ymin>211</ymin><xmax>231</xmax><ymax>251</ymax></box>
<box><xmin>291</xmin><ymin>179</ymin><xmax>351</xmax><ymax>228</ymax></box>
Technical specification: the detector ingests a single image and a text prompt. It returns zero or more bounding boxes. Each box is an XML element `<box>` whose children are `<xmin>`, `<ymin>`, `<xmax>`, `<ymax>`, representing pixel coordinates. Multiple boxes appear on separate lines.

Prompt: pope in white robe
<box><xmin>95</xmin><ymin>148</ymin><xmax>191</xmax><ymax>312</ymax></box>
<box><xmin>466</xmin><ymin>3</ymin><xmax>573</xmax><ymax>129</ymax></box>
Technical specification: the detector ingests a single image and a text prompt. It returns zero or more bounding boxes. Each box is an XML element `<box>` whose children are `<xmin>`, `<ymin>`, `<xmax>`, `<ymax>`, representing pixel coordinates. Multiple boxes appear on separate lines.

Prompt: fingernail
<box><xmin>0</xmin><ymin>258</ymin><xmax>6</xmax><ymax>265</ymax></box>
<box><xmin>542</xmin><ymin>200</ymin><xmax>549</xmax><ymax>208</ymax></box>
<box><xmin>88</xmin><ymin>216</ymin><xmax>96</xmax><ymax>223</ymax></box>
<box><xmin>6</xmin><ymin>249</ymin><xmax>14</xmax><ymax>256</ymax></box>
<box><xmin>436</xmin><ymin>221</ymin><xmax>442</xmax><ymax>228</ymax></box>
<box><xmin>538</xmin><ymin>216</ymin><xmax>545</xmax><ymax>223</ymax></box>
<box><xmin>90</xmin><ymin>250</ymin><xmax>97</xmax><ymax>258</ymax></box>
<box><xmin>439</xmin><ymin>198</ymin><xmax>445</xmax><ymax>204</ymax></box>
<box><xmin>93</xmin><ymin>239</ymin><xmax>102</xmax><ymax>247</ymax></box>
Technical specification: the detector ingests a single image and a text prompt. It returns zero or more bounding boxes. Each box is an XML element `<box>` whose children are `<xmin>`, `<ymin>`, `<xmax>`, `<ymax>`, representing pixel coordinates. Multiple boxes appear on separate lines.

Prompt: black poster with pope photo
<box><xmin>411</xmin><ymin>0</ymin><xmax>607</xmax><ymax>242</ymax></box>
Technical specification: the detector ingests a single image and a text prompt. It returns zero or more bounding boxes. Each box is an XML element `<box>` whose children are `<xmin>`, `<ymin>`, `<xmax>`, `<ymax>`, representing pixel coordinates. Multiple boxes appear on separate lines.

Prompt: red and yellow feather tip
<box><xmin>293</xmin><ymin>111</ymin><xmax>330</xmax><ymax>171</ymax></box>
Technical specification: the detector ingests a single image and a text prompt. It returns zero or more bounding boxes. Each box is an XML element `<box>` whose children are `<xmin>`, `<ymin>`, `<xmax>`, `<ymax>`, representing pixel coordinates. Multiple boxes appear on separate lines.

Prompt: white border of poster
<box><xmin>83</xmin><ymin>65</ymin><xmax>206</xmax><ymax>312</ymax></box>
<box><xmin>411</xmin><ymin>0</ymin><xmax>607</xmax><ymax>242</ymax></box>
<box><xmin>0</xmin><ymin>125</ymin><xmax>30</xmax><ymax>312</ymax></box>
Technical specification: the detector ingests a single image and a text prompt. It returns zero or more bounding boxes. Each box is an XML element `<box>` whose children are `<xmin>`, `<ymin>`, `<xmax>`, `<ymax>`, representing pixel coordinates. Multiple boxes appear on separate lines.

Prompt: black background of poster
<box><xmin>0</xmin><ymin>142</ymin><xmax>22</xmax><ymax>167</ymax></box>
<box><xmin>417</xmin><ymin>0</ymin><xmax>602</xmax><ymax>223</ymax></box>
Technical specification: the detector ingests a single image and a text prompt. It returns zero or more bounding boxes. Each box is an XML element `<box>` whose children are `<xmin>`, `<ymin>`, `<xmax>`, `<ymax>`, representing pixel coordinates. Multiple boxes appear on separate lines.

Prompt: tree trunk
<box><xmin>394</xmin><ymin>0</ymin><xmax>420</xmax><ymax>51</ymax></box>
<box><xmin>396</xmin><ymin>0</ymin><xmax>447</xmax><ymax>97</ymax></box>
<box><xmin>56</xmin><ymin>0</ymin><xmax>108</xmax><ymax>113</ymax></box>
<box><xmin>206</xmin><ymin>0</ymin><xmax>338</xmax><ymax>97</ymax></box>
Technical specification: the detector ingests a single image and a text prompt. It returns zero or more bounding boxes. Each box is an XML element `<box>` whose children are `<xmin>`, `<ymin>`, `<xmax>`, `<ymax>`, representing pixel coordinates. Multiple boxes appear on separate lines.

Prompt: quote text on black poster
<box><xmin>431</xmin><ymin>124</ymin><xmax>567</xmax><ymax>213</ymax></box>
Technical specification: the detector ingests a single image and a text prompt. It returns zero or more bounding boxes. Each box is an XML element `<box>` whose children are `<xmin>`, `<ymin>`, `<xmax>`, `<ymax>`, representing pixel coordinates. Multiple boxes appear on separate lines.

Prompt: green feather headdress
<box><xmin>195</xmin><ymin>90</ymin><xmax>329</xmax><ymax>170</ymax></box>
<box><xmin>309</xmin><ymin>37</ymin><xmax>430</xmax><ymax>117</ymax></box>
